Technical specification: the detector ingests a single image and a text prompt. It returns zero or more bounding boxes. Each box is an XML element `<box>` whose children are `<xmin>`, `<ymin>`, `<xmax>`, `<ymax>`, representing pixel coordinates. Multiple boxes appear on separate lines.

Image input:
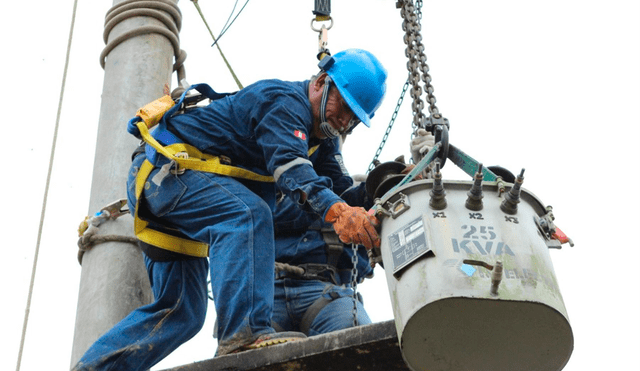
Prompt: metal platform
<box><xmin>160</xmin><ymin>320</ymin><xmax>410</xmax><ymax>371</ymax></box>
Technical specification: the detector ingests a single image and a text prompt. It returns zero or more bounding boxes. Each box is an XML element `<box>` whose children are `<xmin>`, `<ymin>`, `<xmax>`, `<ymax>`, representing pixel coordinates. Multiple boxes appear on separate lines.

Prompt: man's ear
<box><xmin>313</xmin><ymin>72</ymin><xmax>328</xmax><ymax>90</ymax></box>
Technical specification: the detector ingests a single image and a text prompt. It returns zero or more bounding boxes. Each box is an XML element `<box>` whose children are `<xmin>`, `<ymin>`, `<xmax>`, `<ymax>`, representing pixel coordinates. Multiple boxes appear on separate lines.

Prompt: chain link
<box><xmin>350</xmin><ymin>243</ymin><xmax>359</xmax><ymax>327</ymax></box>
<box><xmin>367</xmin><ymin>0</ymin><xmax>442</xmax><ymax>171</ymax></box>
<box><xmin>401</xmin><ymin>0</ymin><xmax>440</xmax><ymax>138</ymax></box>
<box><xmin>366</xmin><ymin>79</ymin><xmax>410</xmax><ymax>174</ymax></box>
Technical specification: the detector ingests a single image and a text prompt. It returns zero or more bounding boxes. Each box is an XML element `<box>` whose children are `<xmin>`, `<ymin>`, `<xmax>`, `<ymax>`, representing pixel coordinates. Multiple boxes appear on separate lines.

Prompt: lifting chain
<box><xmin>399</xmin><ymin>0</ymin><xmax>441</xmax><ymax>137</ymax></box>
<box><xmin>367</xmin><ymin>79</ymin><xmax>410</xmax><ymax>174</ymax></box>
<box><xmin>350</xmin><ymin>243</ymin><xmax>360</xmax><ymax>327</ymax></box>
<box><xmin>368</xmin><ymin>1</ymin><xmax>443</xmax><ymax>171</ymax></box>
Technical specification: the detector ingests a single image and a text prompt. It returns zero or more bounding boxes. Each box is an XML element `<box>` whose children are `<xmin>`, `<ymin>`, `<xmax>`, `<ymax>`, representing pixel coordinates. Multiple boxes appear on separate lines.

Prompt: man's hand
<box><xmin>400</xmin><ymin>163</ymin><xmax>424</xmax><ymax>180</ymax></box>
<box><xmin>324</xmin><ymin>202</ymin><xmax>380</xmax><ymax>250</ymax></box>
<box><xmin>410</xmin><ymin>129</ymin><xmax>435</xmax><ymax>164</ymax></box>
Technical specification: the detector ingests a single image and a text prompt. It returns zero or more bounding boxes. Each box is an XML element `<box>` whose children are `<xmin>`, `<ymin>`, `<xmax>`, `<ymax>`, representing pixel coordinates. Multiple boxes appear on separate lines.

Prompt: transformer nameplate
<box><xmin>388</xmin><ymin>216</ymin><xmax>432</xmax><ymax>275</ymax></box>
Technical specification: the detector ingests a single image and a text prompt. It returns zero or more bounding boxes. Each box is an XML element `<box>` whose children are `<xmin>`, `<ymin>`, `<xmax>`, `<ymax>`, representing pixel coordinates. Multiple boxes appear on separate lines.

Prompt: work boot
<box><xmin>217</xmin><ymin>331</ymin><xmax>306</xmax><ymax>356</ymax></box>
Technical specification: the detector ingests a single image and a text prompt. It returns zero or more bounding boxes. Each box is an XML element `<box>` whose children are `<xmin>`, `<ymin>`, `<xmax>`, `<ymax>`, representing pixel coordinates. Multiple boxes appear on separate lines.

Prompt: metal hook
<box><xmin>310</xmin><ymin>17</ymin><xmax>333</xmax><ymax>32</ymax></box>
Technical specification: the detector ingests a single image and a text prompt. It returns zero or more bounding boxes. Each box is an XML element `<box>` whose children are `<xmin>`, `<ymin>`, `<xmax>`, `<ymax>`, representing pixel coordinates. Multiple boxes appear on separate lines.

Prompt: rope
<box><xmin>274</xmin><ymin>262</ymin><xmax>305</xmax><ymax>276</ymax></box>
<box><xmin>15</xmin><ymin>1</ymin><xmax>79</xmax><ymax>370</ymax></box>
<box><xmin>100</xmin><ymin>0</ymin><xmax>187</xmax><ymax>97</ymax></box>
<box><xmin>191</xmin><ymin>0</ymin><xmax>243</xmax><ymax>89</ymax></box>
<box><xmin>77</xmin><ymin>233</ymin><xmax>139</xmax><ymax>265</ymax></box>
<box><xmin>76</xmin><ymin>199</ymin><xmax>135</xmax><ymax>265</ymax></box>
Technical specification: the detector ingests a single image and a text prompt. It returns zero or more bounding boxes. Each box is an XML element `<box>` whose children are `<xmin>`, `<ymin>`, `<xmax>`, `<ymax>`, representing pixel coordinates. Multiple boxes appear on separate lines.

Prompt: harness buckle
<box><xmin>219</xmin><ymin>155</ymin><xmax>232</xmax><ymax>165</ymax></box>
<box><xmin>177</xmin><ymin>92</ymin><xmax>208</xmax><ymax>114</ymax></box>
<box><xmin>298</xmin><ymin>263</ymin><xmax>338</xmax><ymax>285</ymax></box>
<box><xmin>171</xmin><ymin>152</ymin><xmax>188</xmax><ymax>175</ymax></box>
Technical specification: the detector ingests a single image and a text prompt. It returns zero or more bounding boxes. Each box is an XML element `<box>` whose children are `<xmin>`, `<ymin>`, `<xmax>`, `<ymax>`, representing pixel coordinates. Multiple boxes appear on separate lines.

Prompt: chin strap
<box><xmin>319</xmin><ymin>75</ymin><xmax>340</xmax><ymax>139</ymax></box>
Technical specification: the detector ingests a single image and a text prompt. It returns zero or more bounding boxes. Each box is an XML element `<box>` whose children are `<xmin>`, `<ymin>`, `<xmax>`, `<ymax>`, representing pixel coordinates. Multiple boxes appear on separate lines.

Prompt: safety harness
<box><xmin>273</xmin><ymin>228</ymin><xmax>371</xmax><ymax>334</ymax></box>
<box><xmin>128</xmin><ymin>83</ymin><xmax>319</xmax><ymax>258</ymax></box>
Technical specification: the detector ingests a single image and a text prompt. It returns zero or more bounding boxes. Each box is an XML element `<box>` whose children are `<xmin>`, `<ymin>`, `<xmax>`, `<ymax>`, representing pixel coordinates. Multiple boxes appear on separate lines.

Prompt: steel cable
<box><xmin>15</xmin><ymin>1</ymin><xmax>79</xmax><ymax>370</ymax></box>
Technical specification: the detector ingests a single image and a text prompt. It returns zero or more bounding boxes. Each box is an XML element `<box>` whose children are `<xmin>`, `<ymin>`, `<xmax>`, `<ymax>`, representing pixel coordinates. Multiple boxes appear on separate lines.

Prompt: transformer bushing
<box><xmin>500</xmin><ymin>169</ymin><xmax>525</xmax><ymax>215</ymax></box>
<box><xmin>429</xmin><ymin>163</ymin><xmax>447</xmax><ymax>210</ymax></box>
<box><xmin>465</xmin><ymin>164</ymin><xmax>484</xmax><ymax>211</ymax></box>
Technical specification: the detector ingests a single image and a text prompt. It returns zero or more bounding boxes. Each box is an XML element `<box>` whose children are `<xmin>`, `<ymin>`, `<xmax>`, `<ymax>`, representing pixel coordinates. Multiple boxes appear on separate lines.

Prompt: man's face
<box><xmin>323</xmin><ymin>87</ymin><xmax>357</xmax><ymax>136</ymax></box>
<box><xmin>310</xmin><ymin>75</ymin><xmax>358</xmax><ymax>139</ymax></box>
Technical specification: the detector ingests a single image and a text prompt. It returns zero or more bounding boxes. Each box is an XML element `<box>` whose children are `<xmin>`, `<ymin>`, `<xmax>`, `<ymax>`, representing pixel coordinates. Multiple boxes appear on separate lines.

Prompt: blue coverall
<box><xmin>272</xmin><ymin>136</ymin><xmax>375</xmax><ymax>335</ymax></box>
<box><xmin>74</xmin><ymin>79</ymin><xmax>349</xmax><ymax>370</ymax></box>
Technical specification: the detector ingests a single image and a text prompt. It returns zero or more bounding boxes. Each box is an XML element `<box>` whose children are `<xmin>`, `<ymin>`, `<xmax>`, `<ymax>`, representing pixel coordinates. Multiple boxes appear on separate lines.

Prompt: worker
<box><xmin>270</xmin><ymin>127</ymin><xmax>436</xmax><ymax>335</ymax></box>
<box><xmin>271</xmin><ymin>136</ymin><xmax>374</xmax><ymax>335</ymax></box>
<box><xmin>72</xmin><ymin>48</ymin><xmax>388</xmax><ymax>371</ymax></box>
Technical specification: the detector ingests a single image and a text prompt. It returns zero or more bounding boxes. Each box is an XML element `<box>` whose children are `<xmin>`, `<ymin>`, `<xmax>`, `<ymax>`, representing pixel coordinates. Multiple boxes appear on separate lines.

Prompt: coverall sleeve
<box><xmin>312</xmin><ymin>138</ymin><xmax>353</xmax><ymax>196</ymax></box>
<box><xmin>254</xmin><ymin>98</ymin><xmax>343</xmax><ymax>218</ymax></box>
<box><xmin>339</xmin><ymin>182</ymin><xmax>372</xmax><ymax>209</ymax></box>
<box><xmin>313</xmin><ymin>138</ymin><xmax>372</xmax><ymax>209</ymax></box>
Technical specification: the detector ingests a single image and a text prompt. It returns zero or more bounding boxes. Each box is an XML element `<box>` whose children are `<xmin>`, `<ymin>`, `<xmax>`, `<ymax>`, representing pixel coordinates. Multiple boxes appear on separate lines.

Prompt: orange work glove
<box><xmin>324</xmin><ymin>202</ymin><xmax>381</xmax><ymax>250</ymax></box>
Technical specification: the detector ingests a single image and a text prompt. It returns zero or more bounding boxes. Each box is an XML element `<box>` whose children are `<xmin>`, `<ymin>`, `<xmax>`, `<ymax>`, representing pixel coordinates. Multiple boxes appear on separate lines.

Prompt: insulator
<box><xmin>429</xmin><ymin>163</ymin><xmax>447</xmax><ymax>210</ymax></box>
<box><xmin>465</xmin><ymin>164</ymin><xmax>484</xmax><ymax>211</ymax></box>
<box><xmin>500</xmin><ymin>168</ymin><xmax>525</xmax><ymax>215</ymax></box>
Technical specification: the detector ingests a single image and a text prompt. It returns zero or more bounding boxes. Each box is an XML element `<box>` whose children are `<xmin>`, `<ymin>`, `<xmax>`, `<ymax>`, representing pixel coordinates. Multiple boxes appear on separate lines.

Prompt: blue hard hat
<box><xmin>318</xmin><ymin>49</ymin><xmax>387</xmax><ymax>127</ymax></box>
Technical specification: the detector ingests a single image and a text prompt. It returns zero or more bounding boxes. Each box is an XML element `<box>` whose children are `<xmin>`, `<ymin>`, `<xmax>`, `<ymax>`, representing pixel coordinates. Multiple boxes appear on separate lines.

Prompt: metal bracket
<box><xmin>384</xmin><ymin>192</ymin><xmax>411</xmax><ymax>219</ymax></box>
<box><xmin>535</xmin><ymin>207</ymin><xmax>562</xmax><ymax>249</ymax></box>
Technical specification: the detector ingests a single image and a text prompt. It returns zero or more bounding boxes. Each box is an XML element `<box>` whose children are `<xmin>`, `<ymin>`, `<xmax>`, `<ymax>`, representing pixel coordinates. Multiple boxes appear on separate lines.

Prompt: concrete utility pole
<box><xmin>70</xmin><ymin>0</ymin><xmax>179</xmax><ymax>366</ymax></box>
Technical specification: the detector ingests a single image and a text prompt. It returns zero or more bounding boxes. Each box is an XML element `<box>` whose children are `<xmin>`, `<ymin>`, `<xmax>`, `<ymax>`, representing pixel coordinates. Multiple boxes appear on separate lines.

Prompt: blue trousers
<box><xmin>74</xmin><ymin>154</ymin><xmax>277</xmax><ymax>370</ymax></box>
<box><xmin>73</xmin><ymin>257</ymin><xmax>208</xmax><ymax>371</ymax></box>
<box><xmin>272</xmin><ymin>279</ymin><xmax>371</xmax><ymax>336</ymax></box>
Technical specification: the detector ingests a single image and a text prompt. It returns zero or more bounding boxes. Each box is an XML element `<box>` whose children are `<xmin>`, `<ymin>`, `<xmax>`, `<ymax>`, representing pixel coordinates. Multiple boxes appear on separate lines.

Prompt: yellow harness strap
<box><xmin>132</xmin><ymin>100</ymin><xmax>320</xmax><ymax>257</ymax></box>
<box><xmin>137</xmin><ymin>121</ymin><xmax>276</xmax><ymax>182</ymax></box>
<box><xmin>134</xmin><ymin>159</ymin><xmax>209</xmax><ymax>257</ymax></box>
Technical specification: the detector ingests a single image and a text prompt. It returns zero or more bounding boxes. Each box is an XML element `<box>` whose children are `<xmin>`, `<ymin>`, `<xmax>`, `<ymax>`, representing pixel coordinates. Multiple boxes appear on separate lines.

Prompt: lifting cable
<box><xmin>191</xmin><ymin>0</ymin><xmax>245</xmax><ymax>90</ymax></box>
<box><xmin>15</xmin><ymin>1</ymin><xmax>79</xmax><ymax>370</ymax></box>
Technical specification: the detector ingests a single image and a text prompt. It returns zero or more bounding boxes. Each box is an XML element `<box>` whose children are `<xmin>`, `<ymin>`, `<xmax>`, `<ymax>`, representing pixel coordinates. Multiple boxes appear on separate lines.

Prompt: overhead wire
<box><xmin>211</xmin><ymin>0</ymin><xmax>250</xmax><ymax>48</ymax></box>
<box><xmin>218</xmin><ymin>0</ymin><xmax>240</xmax><ymax>40</ymax></box>
<box><xmin>15</xmin><ymin>0</ymin><xmax>79</xmax><ymax>370</ymax></box>
<box><xmin>191</xmin><ymin>0</ymin><xmax>246</xmax><ymax>89</ymax></box>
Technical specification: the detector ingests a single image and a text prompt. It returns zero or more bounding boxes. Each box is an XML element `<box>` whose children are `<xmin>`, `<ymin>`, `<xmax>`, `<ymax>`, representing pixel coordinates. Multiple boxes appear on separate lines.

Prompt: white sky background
<box><xmin>2</xmin><ymin>0</ymin><xmax>639</xmax><ymax>370</ymax></box>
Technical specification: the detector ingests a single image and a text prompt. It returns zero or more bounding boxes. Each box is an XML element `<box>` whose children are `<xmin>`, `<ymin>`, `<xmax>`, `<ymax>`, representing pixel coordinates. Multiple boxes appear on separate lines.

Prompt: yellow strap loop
<box><xmin>133</xmin><ymin>159</ymin><xmax>209</xmax><ymax>257</ymax></box>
